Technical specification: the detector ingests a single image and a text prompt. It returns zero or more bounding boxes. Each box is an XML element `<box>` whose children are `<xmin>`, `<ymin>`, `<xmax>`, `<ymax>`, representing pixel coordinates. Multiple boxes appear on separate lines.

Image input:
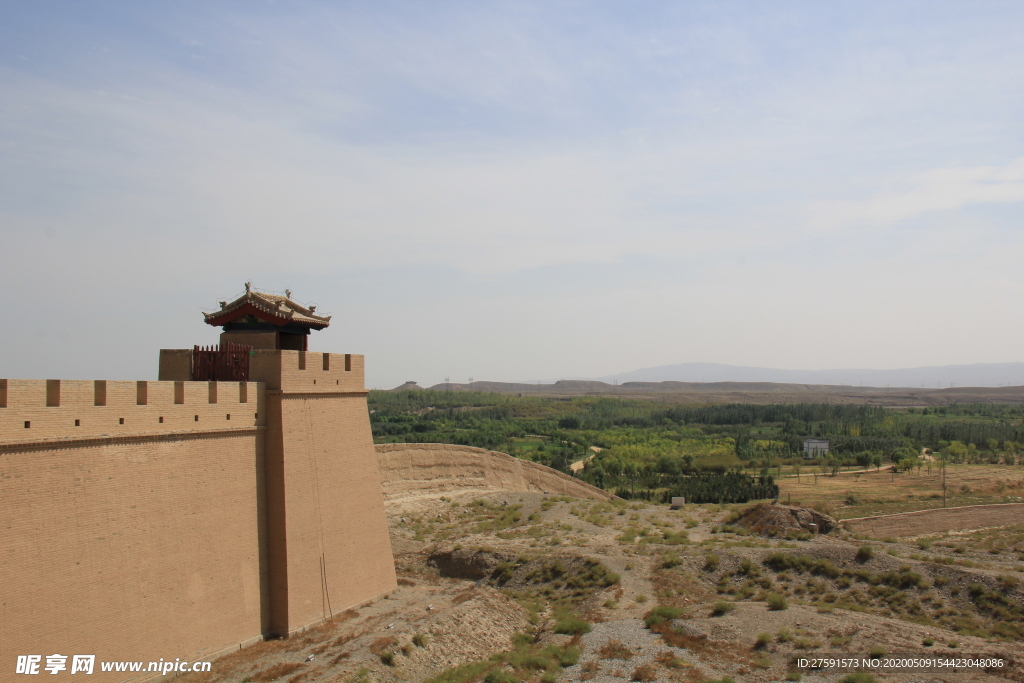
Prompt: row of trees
<box><xmin>368</xmin><ymin>392</ymin><xmax>1024</xmax><ymax>486</ymax></box>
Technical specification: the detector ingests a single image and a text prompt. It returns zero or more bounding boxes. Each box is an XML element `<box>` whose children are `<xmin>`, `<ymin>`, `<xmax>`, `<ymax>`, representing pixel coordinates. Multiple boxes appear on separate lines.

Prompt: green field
<box><xmin>370</xmin><ymin>390</ymin><xmax>1024</xmax><ymax>506</ymax></box>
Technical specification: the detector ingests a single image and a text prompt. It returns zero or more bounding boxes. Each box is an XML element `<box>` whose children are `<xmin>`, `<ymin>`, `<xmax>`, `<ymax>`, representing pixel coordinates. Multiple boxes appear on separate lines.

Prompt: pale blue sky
<box><xmin>2</xmin><ymin>1</ymin><xmax>1023</xmax><ymax>388</ymax></box>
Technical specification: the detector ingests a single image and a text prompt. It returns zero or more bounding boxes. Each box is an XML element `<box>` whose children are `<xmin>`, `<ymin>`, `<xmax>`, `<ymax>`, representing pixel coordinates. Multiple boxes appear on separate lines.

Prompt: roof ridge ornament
<box><xmin>204</xmin><ymin>287</ymin><xmax>331</xmax><ymax>330</ymax></box>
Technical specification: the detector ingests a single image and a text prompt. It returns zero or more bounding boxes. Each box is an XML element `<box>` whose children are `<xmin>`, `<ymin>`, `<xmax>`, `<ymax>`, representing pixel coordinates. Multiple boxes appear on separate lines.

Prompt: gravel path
<box><xmin>560</xmin><ymin>619</ymin><xmax>694</xmax><ymax>683</ymax></box>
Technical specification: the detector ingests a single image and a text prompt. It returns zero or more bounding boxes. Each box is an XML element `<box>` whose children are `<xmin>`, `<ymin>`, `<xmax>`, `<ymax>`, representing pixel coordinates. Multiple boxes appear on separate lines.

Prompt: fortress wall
<box><xmin>0</xmin><ymin>378</ymin><xmax>265</xmax><ymax>442</ymax></box>
<box><xmin>267</xmin><ymin>394</ymin><xmax>396</xmax><ymax>634</ymax></box>
<box><xmin>0</xmin><ymin>429</ymin><xmax>266</xmax><ymax>681</ymax></box>
<box><xmin>1</xmin><ymin>350</ymin><xmax>396</xmax><ymax>677</ymax></box>
<box><xmin>374</xmin><ymin>443</ymin><xmax>614</xmax><ymax>501</ymax></box>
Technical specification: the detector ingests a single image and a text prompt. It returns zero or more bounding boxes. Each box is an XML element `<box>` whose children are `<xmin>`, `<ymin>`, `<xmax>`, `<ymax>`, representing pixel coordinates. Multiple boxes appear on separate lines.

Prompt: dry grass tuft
<box><xmin>596</xmin><ymin>639</ymin><xmax>634</xmax><ymax>660</ymax></box>
<box><xmin>631</xmin><ymin>663</ymin><xmax>657</xmax><ymax>682</ymax></box>
<box><xmin>251</xmin><ymin>663</ymin><xmax>303</xmax><ymax>682</ymax></box>
<box><xmin>368</xmin><ymin>636</ymin><xmax>397</xmax><ymax>656</ymax></box>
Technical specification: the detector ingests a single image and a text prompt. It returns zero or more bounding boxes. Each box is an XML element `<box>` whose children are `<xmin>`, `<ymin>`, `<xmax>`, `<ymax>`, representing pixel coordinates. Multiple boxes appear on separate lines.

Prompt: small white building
<box><xmin>803</xmin><ymin>438</ymin><xmax>830</xmax><ymax>458</ymax></box>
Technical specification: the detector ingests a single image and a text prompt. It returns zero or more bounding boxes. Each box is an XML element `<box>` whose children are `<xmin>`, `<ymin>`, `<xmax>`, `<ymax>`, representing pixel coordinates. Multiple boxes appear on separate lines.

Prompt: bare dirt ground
<box><xmin>178</xmin><ymin>486</ymin><xmax>1024</xmax><ymax>683</ymax></box>
<box><xmin>845</xmin><ymin>504</ymin><xmax>1024</xmax><ymax>539</ymax></box>
<box><xmin>777</xmin><ymin>465</ymin><xmax>1024</xmax><ymax>520</ymax></box>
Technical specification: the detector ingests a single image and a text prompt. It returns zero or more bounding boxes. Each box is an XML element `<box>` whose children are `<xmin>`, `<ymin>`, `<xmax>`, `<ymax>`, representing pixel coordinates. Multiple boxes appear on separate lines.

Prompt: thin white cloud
<box><xmin>809</xmin><ymin>157</ymin><xmax>1024</xmax><ymax>229</ymax></box>
<box><xmin>5</xmin><ymin>2</ymin><xmax>1024</xmax><ymax>386</ymax></box>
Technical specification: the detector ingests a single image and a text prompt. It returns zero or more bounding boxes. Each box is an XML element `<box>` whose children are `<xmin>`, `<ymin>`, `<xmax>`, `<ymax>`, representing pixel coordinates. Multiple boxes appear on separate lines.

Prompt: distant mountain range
<box><xmin>593</xmin><ymin>362</ymin><xmax>1024</xmax><ymax>388</ymax></box>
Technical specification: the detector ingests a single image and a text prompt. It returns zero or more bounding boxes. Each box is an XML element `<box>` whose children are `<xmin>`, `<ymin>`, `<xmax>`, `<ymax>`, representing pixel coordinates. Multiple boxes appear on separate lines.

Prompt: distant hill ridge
<box><xmin>419</xmin><ymin>379</ymin><xmax>1024</xmax><ymax>394</ymax></box>
<box><xmin>593</xmin><ymin>361</ymin><xmax>1024</xmax><ymax>388</ymax></box>
<box><xmin>386</xmin><ymin>363</ymin><xmax>1024</xmax><ymax>405</ymax></box>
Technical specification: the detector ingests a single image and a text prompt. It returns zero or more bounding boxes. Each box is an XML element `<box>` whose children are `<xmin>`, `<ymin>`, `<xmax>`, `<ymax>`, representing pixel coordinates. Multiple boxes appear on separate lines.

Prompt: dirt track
<box><xmin>844</xmin><ymin>502</ymin><xmax>1024</xmax><ymax>538</ymax></box>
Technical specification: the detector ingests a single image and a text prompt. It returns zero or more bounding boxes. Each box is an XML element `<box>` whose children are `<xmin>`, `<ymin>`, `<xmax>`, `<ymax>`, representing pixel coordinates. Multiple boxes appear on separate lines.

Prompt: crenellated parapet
<box><xmin>158</xmin><ymin>349</ymin><xmax>365</xmax><ymax>394</ymax></box>
<box><xmin>0</xmin><ymin>378</ymin><xmax>265</xmax><ymax>445</ymax></box>
<box><xmin>252</xmin><ymin>350</ymin><xmax>365</xmax><ymax>394</ymax></box>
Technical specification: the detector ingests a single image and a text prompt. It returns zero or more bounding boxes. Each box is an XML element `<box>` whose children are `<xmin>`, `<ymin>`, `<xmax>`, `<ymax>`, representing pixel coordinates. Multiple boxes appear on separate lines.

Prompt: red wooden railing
<box><xmin>192</xmin><ymin>342</ymin><xmax>252</xmax><ymax>381</ymax></box>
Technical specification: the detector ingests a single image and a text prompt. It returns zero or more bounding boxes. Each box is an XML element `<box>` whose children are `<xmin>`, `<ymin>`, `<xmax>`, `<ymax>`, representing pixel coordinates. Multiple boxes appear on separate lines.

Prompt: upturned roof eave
<box><xmin>203</xmin><ymin>289</ymin><xmax>331</xmax><ymax>329</ymax></box>
<box><xmin>203</xmin><ymin>302</ymin><xmax>330</xmax><ymax>329</ymax></box>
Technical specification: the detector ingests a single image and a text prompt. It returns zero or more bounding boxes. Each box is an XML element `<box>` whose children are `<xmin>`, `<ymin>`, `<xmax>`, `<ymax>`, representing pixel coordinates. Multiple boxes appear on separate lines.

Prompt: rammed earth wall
<box><xmin>0</xmin><ymin>351</ymin><xmax>396</xmax><ymax>682</ymax></box>
<box><xmin>374</xmin><ymin>443</ymin><xmax>614</xmax><ymax>501</ymax></box>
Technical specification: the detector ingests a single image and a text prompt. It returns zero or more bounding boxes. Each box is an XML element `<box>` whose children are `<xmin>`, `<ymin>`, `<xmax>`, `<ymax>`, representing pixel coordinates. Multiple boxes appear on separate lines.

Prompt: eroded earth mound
<box><xmin>735</xmin><ymin>502</ymin><xmax>836</xmax><ymax>535</ymax></box>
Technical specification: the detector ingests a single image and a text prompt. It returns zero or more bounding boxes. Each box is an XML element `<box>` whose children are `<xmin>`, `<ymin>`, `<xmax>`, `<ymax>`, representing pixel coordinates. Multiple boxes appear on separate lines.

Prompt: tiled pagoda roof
<box><xmin>203</xmin><ymin>284</ymin><xmax>331</xmax><ymax>329</ymax></box>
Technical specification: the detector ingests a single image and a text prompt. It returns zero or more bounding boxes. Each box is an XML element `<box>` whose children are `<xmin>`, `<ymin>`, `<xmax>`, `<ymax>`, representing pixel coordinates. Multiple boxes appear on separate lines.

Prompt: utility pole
<box><xmin>942</xmin><ymin>457</ymin><xmax>947</xmax><ymax>508</ymax></box>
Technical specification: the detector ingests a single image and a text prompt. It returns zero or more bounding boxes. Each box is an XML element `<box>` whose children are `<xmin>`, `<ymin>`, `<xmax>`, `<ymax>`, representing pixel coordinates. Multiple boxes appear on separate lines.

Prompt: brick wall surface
<box><xmin>266</xmin><ymin>392</ymin><xmax>396</xmax><ymax>634</ymax></box>
<box><xmin>0</xmin><ymin>433</ymin><xmax>266</xmax><ymax>681</ymax></box>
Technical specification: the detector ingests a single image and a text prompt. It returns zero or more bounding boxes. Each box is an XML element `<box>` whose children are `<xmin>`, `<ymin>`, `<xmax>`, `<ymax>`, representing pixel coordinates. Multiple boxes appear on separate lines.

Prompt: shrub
<box><xmin>554</xmin><ymin>616</ymin><xmax>591</xmax><ymax>636</ymax></box>
<box><xmin>785</xmin><ymin>673</ymin><xmax>802</xmax><ymax>682</ymax></box>
<box><xmin>704</xmin><ymin>554</ymin><xmax>720</xmax><ymax>571</ymax></box>
<box><xmin>380</xmin><ymin>651</ymin><xmax>395</xmax><ymax>666</ymax></box>
<box><xmin>712</xmin><ymin>601</ymin><xmax>735</xmax><ymax>616</ymax></box>
<box><xmin>644</xmin><ymin>605</ymin><xmax>684</xmax><ymax>628</ymax></box>
<box><xmin>413</xmin><ymin>632</ymin><xmax>429</xmax><ymax>647</ymax></box>
<box><xmin>922</xmin><ymin>637</ymin><xmax>934</xmax><ymax>647</ymax></box>
<box><xmin>767</xmin><ymin>593</ymin><xmax>788</xmax><ymax>611</ymax></box>
<box><xmin>755</xmin><ymin>632</ymin><xmax>772</xmax><ymax>649</ymax></box>
<box><xmin>484</xmin><ymin>671</ymin><xmax>516</xmax><ymax>683</ymax></box>
<box><xmin>662</xmin><ymin>554</ymin><xmax>683</xmax><ymax>569</ymax></box>
<box><xmin>856</xmin><ymin>546</ymin><xmax>874</xmax><ymax>562</ymax></box>
<box><xmin>552</xmin><ymin>645</ymin><xmax>581</xmax><ymax>667</ymax></box>
<box><xmin>869</xmin><ymin>645</ymin><xmax>885</xmax><ymax>658</ymax></box>
<box><xmin>776</xmin><ymin>628</ymin><xmax>793</xmax><ymax>643</ymax></box>
<box><xmin>873</xmin><ymin>569</ymin><xmax>926</xmax><ymax>590</ymax></box>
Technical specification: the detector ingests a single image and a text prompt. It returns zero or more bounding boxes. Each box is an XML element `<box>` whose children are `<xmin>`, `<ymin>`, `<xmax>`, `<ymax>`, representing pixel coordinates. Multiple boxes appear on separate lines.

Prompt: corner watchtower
<box><xmin>204</xmin><ymin>283</ymin><xmax>331</xmax><ymax>351</ymax></box>
<box><xmin>158</xmin><ymin>286</ymin><xmax>397</xmax><ymax>638</ymax></box>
